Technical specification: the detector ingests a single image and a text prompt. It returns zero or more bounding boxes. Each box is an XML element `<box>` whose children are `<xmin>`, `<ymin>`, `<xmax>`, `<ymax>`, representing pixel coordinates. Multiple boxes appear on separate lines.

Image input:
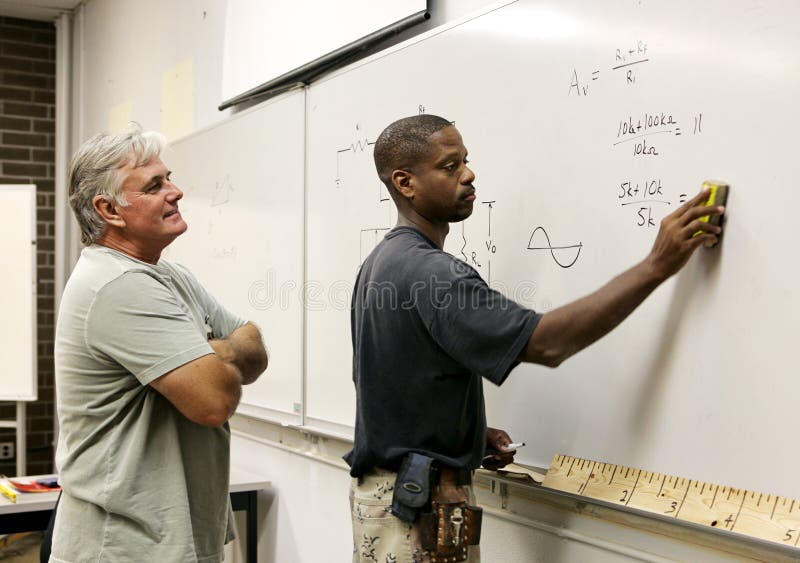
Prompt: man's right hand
<box><xmin>644</xmin><ymin>188</ymin><xmax>725</xmax><ymax>283</ymax></box>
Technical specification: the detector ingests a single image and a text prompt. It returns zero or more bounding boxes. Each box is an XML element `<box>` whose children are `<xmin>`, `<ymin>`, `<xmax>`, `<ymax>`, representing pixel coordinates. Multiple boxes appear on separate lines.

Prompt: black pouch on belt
<box><xmin>390</xmin><ymin>453</ymin><xmax>434</xmax><ymax>523</ymax></box>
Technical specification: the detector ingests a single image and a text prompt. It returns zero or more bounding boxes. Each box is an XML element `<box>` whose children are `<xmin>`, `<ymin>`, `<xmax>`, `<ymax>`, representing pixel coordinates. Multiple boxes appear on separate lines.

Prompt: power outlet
<box><xmin>0</xmin><ymin>442</ymin><xmax>14</xmax><ymax>460</ymax></box>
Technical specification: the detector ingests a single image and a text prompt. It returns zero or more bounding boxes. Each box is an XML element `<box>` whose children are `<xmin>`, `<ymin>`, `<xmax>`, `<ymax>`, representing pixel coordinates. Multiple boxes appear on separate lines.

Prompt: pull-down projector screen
<box><xmin>221</xmin><ymin>0</ymin><xmax>427</xmax><ymax>103</ymax></box>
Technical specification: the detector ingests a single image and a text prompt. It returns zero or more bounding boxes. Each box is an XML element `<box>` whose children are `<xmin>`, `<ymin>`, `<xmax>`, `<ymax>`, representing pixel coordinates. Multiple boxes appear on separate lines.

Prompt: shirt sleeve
<box><xmin>85</xmin><ymin>271</ymin><xmax>214</xmax><ymax>386</ymax></box>
<box><xmin>414</xmin><ymin>254</ymin><xmax>540</xmax><ymax>385</ymax></box>
<box><xmin>170</xmin><ymin>263</ymin><xmax>247</xmax><ymax>339</ymax></box>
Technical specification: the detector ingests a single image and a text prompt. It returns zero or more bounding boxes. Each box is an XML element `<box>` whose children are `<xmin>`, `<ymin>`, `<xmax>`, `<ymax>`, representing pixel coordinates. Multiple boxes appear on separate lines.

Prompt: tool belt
<box><xmin>390</xmin><ymin>453</ymin><xmax>483</xmax><ymax>562</ymax></box>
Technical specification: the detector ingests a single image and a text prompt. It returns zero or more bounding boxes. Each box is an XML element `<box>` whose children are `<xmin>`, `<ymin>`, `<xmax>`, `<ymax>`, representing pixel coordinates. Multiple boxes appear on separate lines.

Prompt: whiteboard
<box><xmin>0</xmin><ymin>185</ymin><xmax>37</xmax><ymax>401</ymax></box>
<box><xmin>164</xmin><ymin>90</ymin><xmax>305</xmax><ymax>424</ymax></box>
<box><xmin>305</xmin><ymin>0</ymin><xmax>800</xmax><ymax>498</ymax></box>
<box><xmin>222</xmin><ymin>0</ymin><xmax>426</xmax><ymax>102</ymax></box>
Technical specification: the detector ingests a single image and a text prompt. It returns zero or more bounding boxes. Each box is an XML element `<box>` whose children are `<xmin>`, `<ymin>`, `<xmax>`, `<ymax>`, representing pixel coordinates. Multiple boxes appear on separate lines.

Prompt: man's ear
<box><xmin>93</xmin><ymin>194</ymin><xmax>125</xmax><ymax>228</ymax></box>
<box><xmin>391</xmin><ymin>169</ymin><xmax>414</xmax><ymax>200</ymax></box>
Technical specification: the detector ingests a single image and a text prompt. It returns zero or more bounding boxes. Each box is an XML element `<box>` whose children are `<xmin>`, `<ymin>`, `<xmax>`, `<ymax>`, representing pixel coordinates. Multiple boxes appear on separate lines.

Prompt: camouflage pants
<box><xmin>350</xmin><ymin>468</ymin><xmax>481</xmax><ymax>563</ymax></box>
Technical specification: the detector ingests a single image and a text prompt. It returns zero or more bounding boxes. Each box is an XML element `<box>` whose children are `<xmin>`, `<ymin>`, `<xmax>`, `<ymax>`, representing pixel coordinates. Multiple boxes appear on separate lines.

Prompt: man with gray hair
<box><xmin>49</xmin><ymin>124</ymin><xmax>268</xmax><ymax>562</ymax></box>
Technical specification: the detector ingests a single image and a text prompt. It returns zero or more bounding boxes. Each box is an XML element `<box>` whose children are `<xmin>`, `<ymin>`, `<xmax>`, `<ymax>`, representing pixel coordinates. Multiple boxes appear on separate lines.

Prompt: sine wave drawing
<box><xmin>527</xmin><ymin>226</ymin><xmax>583</xmax><ymax>268</ymax></box>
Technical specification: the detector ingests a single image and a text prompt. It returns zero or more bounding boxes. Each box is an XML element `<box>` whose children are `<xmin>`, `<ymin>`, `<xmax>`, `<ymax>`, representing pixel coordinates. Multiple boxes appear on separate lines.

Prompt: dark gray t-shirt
<box><xmin>345</xmin><ymin>227</ymin><xmax>539</xmax><ymax>477</ymax></box>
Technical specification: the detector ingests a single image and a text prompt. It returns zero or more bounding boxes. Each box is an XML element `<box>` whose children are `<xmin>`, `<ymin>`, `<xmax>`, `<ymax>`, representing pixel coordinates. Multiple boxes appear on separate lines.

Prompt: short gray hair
<box><xmin>68</xmin><ymin>123</ymin><xmax>166</xmax><ymax>245</ymax></box>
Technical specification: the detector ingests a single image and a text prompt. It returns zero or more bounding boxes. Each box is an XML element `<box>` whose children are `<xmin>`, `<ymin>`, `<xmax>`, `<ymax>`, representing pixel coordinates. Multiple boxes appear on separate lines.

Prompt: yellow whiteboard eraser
<box><xmin>696</xmin><ymin>180</ymin><xmax>729</xmax><ymax>248</ymax></box>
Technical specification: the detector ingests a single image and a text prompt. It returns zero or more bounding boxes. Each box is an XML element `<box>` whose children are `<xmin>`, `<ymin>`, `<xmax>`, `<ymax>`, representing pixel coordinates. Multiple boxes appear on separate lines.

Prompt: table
<box><xmin>0</xmin><ymin>469</ymin><xmax>269</xmax><ymax>563</ymax></box>
<box><xmin>230</xmin><ymin>467</ymin><xmax>270</xmax><ymax>563</ymax></box>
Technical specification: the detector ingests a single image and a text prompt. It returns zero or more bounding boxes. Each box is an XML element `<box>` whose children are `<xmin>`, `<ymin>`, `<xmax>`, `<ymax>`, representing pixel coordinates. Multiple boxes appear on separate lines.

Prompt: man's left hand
<box><xmin>482</xmin><ymin>427</ymin><xmax>516</xmax><ymax>470</ymax></box>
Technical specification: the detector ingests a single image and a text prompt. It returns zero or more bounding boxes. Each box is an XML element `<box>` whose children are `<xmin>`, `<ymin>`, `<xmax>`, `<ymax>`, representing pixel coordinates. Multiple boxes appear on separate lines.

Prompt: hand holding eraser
<box><xmin>697</xmin><ymin>180</ymin><xmax>729</xmax><ymax>248</ymax></box>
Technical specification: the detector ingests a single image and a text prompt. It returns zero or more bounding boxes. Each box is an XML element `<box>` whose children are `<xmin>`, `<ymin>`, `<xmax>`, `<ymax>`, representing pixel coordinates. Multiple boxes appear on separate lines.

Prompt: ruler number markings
<box><xmin>543</xmin><ymin>454</ymin><xmax>800</xmax><ymax>549</ymax></box>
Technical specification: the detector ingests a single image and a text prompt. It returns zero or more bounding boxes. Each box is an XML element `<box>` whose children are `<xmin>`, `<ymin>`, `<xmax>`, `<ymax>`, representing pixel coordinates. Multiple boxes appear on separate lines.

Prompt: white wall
<box><xmin>228</xmin><ymin>433</ymin><xmax>352</xmax><ymax>563</ymax></box>
<box><xmin>78</xmin><ymin>0</ymin><xmax>230</xmax><ymax>138</ymax></box>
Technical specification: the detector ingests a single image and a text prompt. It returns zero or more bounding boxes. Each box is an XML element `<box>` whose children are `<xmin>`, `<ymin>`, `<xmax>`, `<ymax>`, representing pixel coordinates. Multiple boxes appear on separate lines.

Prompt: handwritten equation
<box><xmin>569</xmin><ymin>40</ymin><xmax>649</xmax><ymax>96</ymax></box>
<box><xmin>567</xmin><ymin>32</ymin><xmax>708</xmax><ymax>229</ymax></box>
<box><xmin>614</xmin><ymin>112</ymin><xmax>703</xmax><ymax>156</ymax></box>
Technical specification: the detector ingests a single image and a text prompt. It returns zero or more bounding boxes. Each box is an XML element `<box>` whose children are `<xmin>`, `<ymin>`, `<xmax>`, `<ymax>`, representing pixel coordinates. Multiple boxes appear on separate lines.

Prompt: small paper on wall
<box><xmin>108</xmin><ymin>101</ymin><xmax>133</xmax><ymax>133</ymax></box>
<box><xmin>161</xmin><ymin>59</ymin><xmax>194</xmax><ymax>141</ymax></box>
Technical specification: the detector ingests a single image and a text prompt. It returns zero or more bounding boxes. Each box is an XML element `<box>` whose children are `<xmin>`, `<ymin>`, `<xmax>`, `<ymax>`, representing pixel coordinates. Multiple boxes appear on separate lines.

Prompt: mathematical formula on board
<box><xmin>569</xmin><ymin>37</ymin><xmax>707</xmax><ymax>230</ymax></box>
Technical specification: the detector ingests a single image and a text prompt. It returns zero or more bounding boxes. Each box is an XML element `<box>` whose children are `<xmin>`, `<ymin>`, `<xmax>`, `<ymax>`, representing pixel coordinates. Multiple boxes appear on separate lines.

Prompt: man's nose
<box><xmin>462</xmin><ymin>165</ymin><xmax>476</xmax><ymax>184</ymax></box>
<box><xmin>166</xmin><ymin>181</ymin><xmax>183</xmax><ymax>200</ymax></box>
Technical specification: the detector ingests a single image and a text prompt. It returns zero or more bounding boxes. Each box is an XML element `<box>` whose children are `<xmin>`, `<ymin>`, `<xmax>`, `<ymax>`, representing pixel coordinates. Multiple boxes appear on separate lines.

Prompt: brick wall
<box><xmin>0</xmin><ymin>16</ymin><xmax>56</xmax><ymax>476</ymax></box>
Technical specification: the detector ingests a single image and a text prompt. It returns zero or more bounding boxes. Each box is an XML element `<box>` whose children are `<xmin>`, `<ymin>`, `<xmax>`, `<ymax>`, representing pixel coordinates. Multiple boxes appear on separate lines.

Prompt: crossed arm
<box><xmin>150</xmin><ymin>322</ymin><xmax>269</xmax><ymax>427</ymax></box>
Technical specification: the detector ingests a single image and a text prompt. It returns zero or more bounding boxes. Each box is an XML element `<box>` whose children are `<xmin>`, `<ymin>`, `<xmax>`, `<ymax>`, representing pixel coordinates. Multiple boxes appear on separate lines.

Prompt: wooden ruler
<box><xmin>542</xmin><ymin>454</ymin><xmax>800</xmax><ymax>549</ymax></box>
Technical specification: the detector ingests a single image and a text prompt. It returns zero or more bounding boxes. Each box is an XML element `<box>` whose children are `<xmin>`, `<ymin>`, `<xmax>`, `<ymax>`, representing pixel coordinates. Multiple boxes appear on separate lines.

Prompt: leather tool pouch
<box><xmin>419</xmin><ymin>497</ymin><xmax>483</xmax><ymax>562</ymax></box>
<box><xmin>391</xmin><ymin>453</ymin><xmax>434</xmax><ymax>523</ymax></box>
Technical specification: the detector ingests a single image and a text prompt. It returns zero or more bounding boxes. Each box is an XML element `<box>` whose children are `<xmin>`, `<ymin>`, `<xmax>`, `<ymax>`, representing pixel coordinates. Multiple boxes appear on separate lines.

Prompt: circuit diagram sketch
<box><xmin>334</xmin><ymin>125</ymin><xmax>394</xmax><ymax>265</ymax></box>
<box><xmin>458</xmin><ymin>200</ymin><xmax>498</xmax><ymax>284</ymax></box>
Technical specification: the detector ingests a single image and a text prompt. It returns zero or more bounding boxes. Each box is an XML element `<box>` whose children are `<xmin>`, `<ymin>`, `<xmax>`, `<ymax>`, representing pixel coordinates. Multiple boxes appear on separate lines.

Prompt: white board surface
<box><xmin>305</xmin><ymin>0</ymin><xmax>800</xmax><ymax>498</ymax></box>
<box><xmin>0</xmin><ymin>185</ymin><xmax>37</xmax><ymax>401</ymax></box>
<box><xmin>222</xmin><ymin>0</ymin><xmax>426</xmax><ymax>102</ymax></box>
<box><xmin>164</xmin><ymin>90</ymin><xmax>305</xmax><ymax>424</ymax></box>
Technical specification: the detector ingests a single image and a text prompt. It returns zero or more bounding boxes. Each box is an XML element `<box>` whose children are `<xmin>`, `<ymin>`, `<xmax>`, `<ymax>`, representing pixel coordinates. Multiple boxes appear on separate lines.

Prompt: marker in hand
<box><xmin>483</xmin><ymin>442</ymin><xmax>525</xmax><ymax>460</ymax></box>
<box><xmin>502</xmin><ymin>442</ymin><xmax>525</xmax><ymax>452</ymax></box>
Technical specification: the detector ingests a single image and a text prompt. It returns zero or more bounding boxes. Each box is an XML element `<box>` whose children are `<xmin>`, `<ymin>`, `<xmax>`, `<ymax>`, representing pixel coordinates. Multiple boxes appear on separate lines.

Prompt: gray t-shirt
<box><xmin>52</xmin><ymin>245</ymin><xmax>246</xmax><ymax>563</ymax></box>
<box><xmin>345</xmin><ymin>227</ymin><xmax>539</xmax><ymax>477</ymax></box>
